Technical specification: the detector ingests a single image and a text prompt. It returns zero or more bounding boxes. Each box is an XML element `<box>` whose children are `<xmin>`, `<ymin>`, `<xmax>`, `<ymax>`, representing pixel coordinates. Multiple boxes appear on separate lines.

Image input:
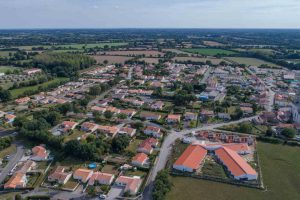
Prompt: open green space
<box><xmin>0</xmin><ymin>51</ymin><xmax>16</xmax><ymax>57</ymax></box>
<box><xmin>0</xmin><ymin>66</ymin><xmax>21</xmax><ymax>73</ymax></box>
<box><xmin>10</xmin><ymin>77</ymin><xmax>69</xmax><ymax>98</ymax></box>
<box><xmin>201</xmin><ymin>157</ymin><xmax>227</xmax><ymax>178</ymax></box>
<box><xmin>0</xmin><ymin>144</ymin><xmax>17</xmax><ymax>159</ymax></box>
<box><xmin>225</xmin><ymin>57</ymin><xmax>280</xmax><ymax>67</ymax></box>
<box><xmin>167</xmin><ymin>142</ymin><xmax>300</xmax><ymax>200</ymax></box>
<box><xmin>182</xmin><ymin>48</ymin><xmax>236</xmax><ymax>56</ymax></box>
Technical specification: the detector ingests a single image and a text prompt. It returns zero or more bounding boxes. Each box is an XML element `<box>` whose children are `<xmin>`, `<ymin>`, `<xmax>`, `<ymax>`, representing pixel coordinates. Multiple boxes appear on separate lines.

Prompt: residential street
<box><xmin>0</xmin><ymin>144</ymin><xmax>24</xmax><ymax>184</ymax></box>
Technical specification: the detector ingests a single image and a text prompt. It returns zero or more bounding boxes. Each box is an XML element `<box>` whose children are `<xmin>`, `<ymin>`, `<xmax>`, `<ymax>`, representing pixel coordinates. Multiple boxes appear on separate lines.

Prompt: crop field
<box><xmin>225</xmin><ymin>57</ymin><xmax>280</xmax><ymax>67</ymax></box>
<box><xmin>139</xmin><ymin>57</ymin><xmax>160</xmax><ymax>64</ymax></box>
<box><xmin>15</xmin><ymin>42</ymin><xmax>128</xmax><ymax>50</ymax></box>
<box><xmin>92</xmin><ymin>55</ymin><xmax>134</xmax><ymax>64</ymax></box>
<box><xmin>182</xmin><ymin>48</ymin><xmax>236</xmax><ymax>56</ymax></box>
<box><xmin>102</xmin><ymin>50</ymin><xmax>164</xmax><ymax>57</ymax></box>
<box><xmin>163</xmin><ymin>49</ymin><xmax>191</xmax><ymax>55</ymax></box>
<box><xmin>203</xmin><ymin>41</ymin><xmax>225</xmax><ymax>47</ymax></box>
<box><xmin>167</xmin><ymin>142</ymin><xmax>300</xmax><ymax>200</ymax></box>
<box><xmin>10</xmin><ymin>77</ymin><xmax>69</xmax><ymax>98</ymax></box>
<box><xmin>173</xmin><ymin>57</ymin><xmax>227</xmax><ymax>65</ymax></box>
<box><xmin>0</xmin><ymin>51</ymin><xmax>16</xmax><ymax>57</ymax></box>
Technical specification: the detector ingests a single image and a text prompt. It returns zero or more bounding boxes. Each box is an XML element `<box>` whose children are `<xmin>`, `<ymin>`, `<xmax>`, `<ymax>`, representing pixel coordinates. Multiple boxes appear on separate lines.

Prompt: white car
<box><xmin>99</xmin><ymin>194</ymin><xmax>107</xmax><ymax>199</ymax></box>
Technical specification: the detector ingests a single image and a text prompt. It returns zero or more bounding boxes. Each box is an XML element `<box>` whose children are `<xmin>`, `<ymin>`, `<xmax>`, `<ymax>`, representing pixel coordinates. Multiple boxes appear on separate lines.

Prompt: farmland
<box><xmin>0</xmin><ymin>51</ymin><xmax>16</xmax><ymax>58</ymax></box>
<box><xmin>139</xmin><ymin>57</ymin><xmax>160</xmax><ymax>64</ymax></box>
<box><xmin>102</xmin><ymin>50</ymin><xmax>164</xmax><ymax>57</ymax></box>
<box><xmin>225</xmin><ymin>57</ymin><xmax>280</xmax><ymax>67</ymax></box>
<box><xmin>173</xmin><ymin>57</ymin><xmax>227</xmax><ymax>65</ymax></box>
<box><xmin>92</xmin><ymin>55</ymin><xmax>134</xmax><ymax>64</ymax></box>
<box><xmin>182</xmin><ymin>48</ymin><xmax>236</xmax><ymax>56</ymax></box>
<box><xmin>15</xmin><ymin>42</ymin><xmax>128</xmax><ymax>51</ymax></box>
<box><xmin>167</xmin><ymin>142</ymin><xmax>300</xmax><ymax>200</ymax></box>
<box><xmin>203</xmin><ymin>41</ymin><xmax>225</xmax><ymax>47</ymax></box>
<box><xmin>0</xmin><ymin>66</ymin><xmax>21</xmax><ymax>73</ymax></box>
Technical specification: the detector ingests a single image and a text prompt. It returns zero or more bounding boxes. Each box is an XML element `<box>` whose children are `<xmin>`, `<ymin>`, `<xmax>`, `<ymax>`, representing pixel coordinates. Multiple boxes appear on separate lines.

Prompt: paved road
<box><xmin>0</xmin><ymin>144</ymin><xmax>24</xmax><ymax>184</ymax></box>
<box><xmin>200</xmin><ymin>67</ymin><xmax>212</xmax><ymax>84</ymax></box>
<box><xmin>142</xmin><ymin>115</ymin><xmax>258</xmax><ymax>200</ymax></box>
<box><xmin>127</xmin><ymin>66</ymin><xmax>134</xmax><ymax>80</ymax></box>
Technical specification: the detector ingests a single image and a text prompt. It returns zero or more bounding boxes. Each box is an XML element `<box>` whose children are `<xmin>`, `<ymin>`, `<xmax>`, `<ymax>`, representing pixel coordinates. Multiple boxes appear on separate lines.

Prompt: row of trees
<box><xmin>152</xmin><ymin>170</ymin><xmax>172</xmax><ymax>200</ymax></box>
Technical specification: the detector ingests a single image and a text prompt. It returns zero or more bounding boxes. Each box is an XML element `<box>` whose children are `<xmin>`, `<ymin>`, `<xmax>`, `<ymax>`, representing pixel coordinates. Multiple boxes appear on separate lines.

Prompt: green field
<box><xmin>0</xmin><ymin>66</ymin><xmax>20</xmax><ymax>73</ymax></box>
<box><xmin>16</xmin><ymin>42</ymin><xmax>128</xmax><ymax>50</ymax></box>
<box><xmin>167</xmin><ymin>142</ymin><xmax>300</xmax><ymax>200</ymax></box>
<box><xmin>0</xmin><ymin>51</ymin><xmax>16</xmax><ymax>57</ymax></box>
<box><xmin>182</xmin><ymin>48</ymin><xmax>236</xmax><ymax>56</ymax></box>
<box><xmin>10</xmin><ymin>77</ymin><xmax>69</xmax><ymax>98</ymax></box>
<box><xmin>225</xmin><ymin>57</ymin><xmax>280</xmax><ymax>67</ymax></box>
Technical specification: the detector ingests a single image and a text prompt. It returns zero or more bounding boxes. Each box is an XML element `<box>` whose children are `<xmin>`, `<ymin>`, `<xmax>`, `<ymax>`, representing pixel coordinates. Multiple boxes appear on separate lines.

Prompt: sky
<box><xmin>0</xmin><ymin>0</ymin><xmax>300</xmax><ymax>29</ymax></box>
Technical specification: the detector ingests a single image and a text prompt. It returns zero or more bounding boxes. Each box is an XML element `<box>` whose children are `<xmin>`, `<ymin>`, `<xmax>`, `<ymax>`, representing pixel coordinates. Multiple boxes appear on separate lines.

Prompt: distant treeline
<box><xmin>33</xmin><ymin>52</ymin><xmax>96</xmax><ymax>77</ymax></box>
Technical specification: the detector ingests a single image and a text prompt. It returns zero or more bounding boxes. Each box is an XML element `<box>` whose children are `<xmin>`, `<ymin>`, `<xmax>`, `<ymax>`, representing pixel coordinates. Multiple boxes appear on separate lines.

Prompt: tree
<box><xmin>111</xmin><ymin>135</ymin><xmax>130</xmax><ymax>153</ymax></box>
<box><xmin>0</xmin><ymin>89</ymin><xmax>11</xmax><ymax>102</ymax></box>
<box><xmin>238</xmin><ymin>122</ymin><xmax>252</xmax><ymax>133</ymax></box>
<box><xmin>281</xmin><ymin>128</ymin><xmax>296</xmax><ymax>139</ymax></box>
<box><xmin>15</xmin><ymin>194</ymin><xmax>22</xmax><ymax>200</ymax></box>
<box><xmin>152</xmin><ymin>170</ymin><xmax>172</xmax><ymax>200</ymax></box>
<box><xmin>89</xmin><ymin>85</ymin><xmax>102</xmax><ymax>96</ymax></box>
<box><xmin>265</xmin><ymin>127</ymin><xmax>275</xmax><ymax>137</ymax></box>
<box><xmin>104</xmin><ymin>111</ymin><xmax>113</xmax><ymax>119</ymax></box>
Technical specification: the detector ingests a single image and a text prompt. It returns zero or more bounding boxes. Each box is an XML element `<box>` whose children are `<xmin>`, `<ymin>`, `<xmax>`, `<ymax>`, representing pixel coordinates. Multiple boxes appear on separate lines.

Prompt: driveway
<box><xmin>107</xmin><ymin>186</ymin><xmax>123</xmax><ymax>200</ymax></box>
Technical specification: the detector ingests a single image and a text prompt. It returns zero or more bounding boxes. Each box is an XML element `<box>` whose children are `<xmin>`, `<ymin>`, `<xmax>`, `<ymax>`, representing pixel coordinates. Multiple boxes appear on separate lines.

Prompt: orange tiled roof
<box><xmin>74</xmin><ymin>168</ymin><xmax>93</xmax><ymax>182</ymax></box>
<box><xmin>174</xmin><ymin>144</ymin><xmax>207</xmax><ymax>170</ymax></box>
<box><xmin>4</xmin><ymin>172</ymin><xmax>26</xmax><ymax>189</ymax></box>
<box><xmin>88</xmin><ymin>172</ymin><xmax>114</xmax><ymax>185</ymax></box>
<box><xmin>215</xmin><ymin>147</ymin><xmax>257</xmax><ymax>177</ymax></box>
<box><xmin>132</xmin><ymin>153</ymin><xmax>148</xmax><ymax>164</ymax></box>
<box><xmin>32</xmin><ymin>146</ymin><xmax>47</xmax><ymax>159</ymax></box>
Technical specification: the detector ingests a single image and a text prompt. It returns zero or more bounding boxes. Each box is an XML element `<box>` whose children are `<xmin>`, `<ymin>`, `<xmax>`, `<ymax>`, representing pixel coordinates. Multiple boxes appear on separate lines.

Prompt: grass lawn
<box><xmin>0</xmin><ymin>51</ymin><xmax>16</xmax><ymax>58</ymax></box>
<box><xmin>0</xmin><ymin>144</ymin><xmax>17</xmax><ymax>159</ymax></box>
<box><xmin>0</xmin><ymin>66</ymin><xmax>20</xmax><ymax>73</ymax></box>
<box><xmin>167</xmin><ymin>142</ymin><xmax>300</xmax><ymax>200</ymax></box>
<box><xmin>201</xmin><ymin>156</ymin><xmax>227</xmax><ymax>179</ymax></box>
<box><xmin>64</xmin><ymin>130</ymin><xmax>85</xmax><ymax>142</ymax></box>
<box><xmin>63</xmin><ymin>178</ymin><xmax>79</xmax><ymax>189</ymax></box>
<box><xmin>167</xmin><ymin>140</ymin><xmax>189</xmax><ymax>168</ymax></box>
<box><xmin>101</xmin><ymin>164</ymin><xmax>119</xmax><ymax>175</ymax></box>
<box><xmin>9</xmin><ymin>77</ymin><xmax>69</xmax><ymax>98</ymax></box>
<box><xmin>225</xmin><ymin>57</ymin><xmax>280</xmax><ymax>67</ymax></box>
<box><xmin>182</xmin><ymin>48</ymin><xmax>236</xmax><ymax>56</ymax></box>
<box><xmin>27</xmin><ymin>173</ymin><xmax>40</xmax><ymax>187</ymax></box>
<box><xmin>219</xmin><ymin>122</ymin><xmax>267</xmax><ymax>136</ymax></box>
<box><xmin>125</xmin><ymin>170</ymin><xmax>147</xmax><ymax>178</ymax></box>
<box><xmin>126</xmin><ymin>138</ymin><xmax>143</xmax><ymax>153</ymax></box>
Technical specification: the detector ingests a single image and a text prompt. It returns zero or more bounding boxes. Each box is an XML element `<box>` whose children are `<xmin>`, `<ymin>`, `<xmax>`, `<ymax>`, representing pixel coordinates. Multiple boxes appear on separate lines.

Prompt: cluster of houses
<box><xmin>0</xmin><ymin>110</ymin><xmax>16</xmax><ymax>124</ymax></box>
<box><xmin>4</xmin><ymin>146</ymin><xmax>49</xmax><ymax>189</ymax></box>
<box><xmin>47</xmin><ymin>167</ymin><xmax>142</xmax><ymax>195</ymax></box>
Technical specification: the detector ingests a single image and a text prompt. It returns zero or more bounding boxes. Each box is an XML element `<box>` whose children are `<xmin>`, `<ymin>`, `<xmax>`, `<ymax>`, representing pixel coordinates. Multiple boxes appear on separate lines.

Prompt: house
<box><xmin>140</xmin><ymin>113</ymin><xmax>161</xmax><ymax>121</ymax></box>
<box><xmin>48</xmin><ymin>166</ymin><xmax>72</xmax><ymax>185</ymax></box>
<box><xmin>60</xmin><ymin>121</ymin><xmax>78</xmax><ymax>133</ymax></box>
<box><xmin>97</xmin><ymin>125</ymin><xmax>119</xmax><ymax>138</ymax></box>
<box><xmin>173</xmin><ymin>144</ymin><xmax>207</xmax><ymax>172</ymax></box>
<box><xmin>215</xmin><ymin>147</ymin><xmax>257</xmax><ymax>180</ymax></box>
<box><xmin>137</xmin><ymin>138</ymin><xmax>158</xmax><ymax>155</ymax></box>
<box><xmin>115</xmin><ymin>176</ymin><xmax>142</xmax><ymax>195</ymax></box>
<box><xmin>73</xmin><ymin>169</ymin><xmax>93</xmax><ymax>183</ymax></box>
<box><xmin>91</xmin><ymin>106</ymin><xmax>107</xmax><ymax>113</ymax></box>
<box><xmin>88</xmin><ymin>172</ymin><xmax>115</xmax><ymax>186</ymax></box>
<box><xmin>217</xmin><ymin>113</ymin><xmax>231</xmax><ymax>120</ymax></box>
<box><xmin>23</xmin><ymin>68</ymin><xmax>42</xmax><ymax>75</ymax></box>
<box><xmin>15</xmin><ymin>97</ymin><xmax>30</xmax><ymax>104</ymax></box>
<box><xmin>106</xmin><ymin>106</ymin><xmax>120</xmax><ymax>114</ymax></box>
<box><xmin>200</xmin><ymin>110</ymin><xmax>214</xmax><ymax>119</ymax></box>
<box><xmin>241</xmin><ymin>107</ymin><xmax>253</xmax><ymax>115</ymax></box>
<box><xmin>31</xmin><ymin>146</ymin><xmax>49</xmax><ymax>161</ymax></box>
<box><xmin>4</xmin><ymin>114</ymin><xmax>16</xmax><ymax>124</ymax></box>
<box><xmin>4</xmin><ymin>172</ymin><xmax>27</xmax><ymax>189</ymax></box>
<box><xmin>18</xmin><ymin>160</ymin><xmax>37</xmax><ymax>173</ymax></box>
<box><xmin>131</xmin><ymin>153</ymin><xmax>149</xmax><ymax>167</ymax></box>
<box><xmin>120</xmin><ymin>109</ymin><xmax>137</xmax><ymax>118</ymax></box>
<box><xmin>144</xmin><ymin>126</ymin><xmax>162</xmax><ymax>138</ymax></box>
<box><xmin>184</xmin><ymin>112</ymin><xmax>198</xmax><ymax>121</ymax></box>
<box><xmin>167</xmin><ymin>114</ymin><xmax>181</xmax><ymax>123</ymax></box>
<box><xmin>151</xmin><ymin>101</ymin><xmax>164</xmax><ymax>110</ymax></box>
<box><xmin>118</xmin><ymin>127</ymin><xmax>136</xmax><ymax>137</ymax></box>
<box><xmin>81</xmin><ymin>122</ymin><xmax>98</xmax><ymax>133</ymax></box>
